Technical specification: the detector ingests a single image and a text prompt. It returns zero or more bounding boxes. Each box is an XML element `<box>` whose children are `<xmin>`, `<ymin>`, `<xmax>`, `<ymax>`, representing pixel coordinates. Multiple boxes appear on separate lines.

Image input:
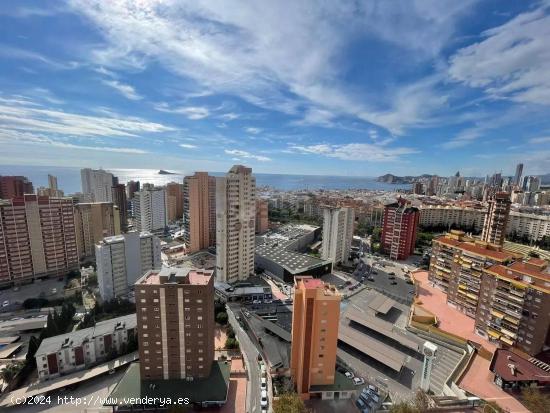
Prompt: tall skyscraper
<box><xmin>74</xmin><ymin>202</ymin><xmax>121</xmax><ymax>259</ymax></box>
<box><xmin>513</xmin><ymin>163</ymin><xmax>523</xmax><ymax>187</ymax></box>
<box><xmin>111</xmin><ymin>183</ymin><xmax>128</xmax><ymax>231</ymax></box>
<box><xmin>135</xmin><ymin>267</ymin><xmax>215</xmax><ymax>380</ymax></box>
<box><xmin>522</xmin><ymin>175</ymin><xmax>541</xmax><ymax>192</ymax></box>
<box><xmin>0</xmin><ymin>176</ymin><xmax>34</xmax><ymax>199</ymax></box>
<box><xmin>126</xmin><ymin>180</ymin><xmax>140</xmax><ymax>200</ymax></box>
<box><xmin>481</xmin><ymin>192</ymin><xmax>511</xmax><ymax>246</ymax></box>
<box><xmin>255</xmin><ymin>199</ymin><xmax>269</xmax><ymax>234</ymax></box>
<box><xmin>0</xmin><ymin>195</ymin><xmax>78</xmax><ymax>285</ymax></box>
<box><xmin>80</xmin><ymin>168</ymin><xmax>115</xmax><ymax>202</ymax></box>
<box><xmin>216</xmin><ymin>165</ymin><xmax>256</xmax><ymax>283</ymax></box>
<box><xmin>291</xmin><ymin>276</ymin><xmax>341</xmax><ymax>399</ymax></box>
<box><xmin>183</xmin><ymin>172</ymin><xmax>217</xmax><ymax>253</ymax></box>
<box><xmin>427</xmin><ymin>175</ymin><xmax>438</xmax><ymax>196</ymax></box>
<box><xmin>96</xmin><ymin>232</ymin><xmax>161</xmax><ymax>300</ymax></box>
<box><xmin>381</xmin><ymin>198</ymin><xmax>420</xmax><ymax>260</ymax></box>
<box><xmin>166</xmin><ymin>182</ymin><xmax>184</xmax><ymax>222</ymax></box>
<box><xmin>321</xmin><ymin>206</ymin><xmax>354</xmax><ymax>265</ymax></box>
<box><xmin>48</xmin><ymin>174</ymin><xmax>58</xmax><ymax>191</ymax></box>
<box><xmin>132</xmin><ymin>185</ymin><xmax>167</xmax><ymax>234</ymax></box>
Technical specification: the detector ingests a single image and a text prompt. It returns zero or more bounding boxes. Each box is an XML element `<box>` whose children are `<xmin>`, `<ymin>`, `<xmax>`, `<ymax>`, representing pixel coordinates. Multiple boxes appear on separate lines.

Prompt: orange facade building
<box><xmin>183</xmin><ymin>172</ymin><xmax>216</xmax><ymax>253</ymax></box>
<box><xmin>290</xmin><ymin>276</ymin><xmax>341</xmax><ymax>399</ymax></box>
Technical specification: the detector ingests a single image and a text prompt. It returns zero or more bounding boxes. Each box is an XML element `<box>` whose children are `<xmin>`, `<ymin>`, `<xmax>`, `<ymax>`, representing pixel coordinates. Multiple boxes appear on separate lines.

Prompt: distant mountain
<box><xmin>539</xmin><ymin>173</ymin><xmax>550</xmax><ymax>185</ymax></box>
<box><xmin>377</xmin><ymin>173</ymin><xmax>433</xmax><ymax>184</ymax></box>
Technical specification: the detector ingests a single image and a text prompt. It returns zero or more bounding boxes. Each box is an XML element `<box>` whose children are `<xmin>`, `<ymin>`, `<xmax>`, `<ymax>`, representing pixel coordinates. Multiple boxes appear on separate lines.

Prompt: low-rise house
<box><xmin>35</xmin><ymin>314</ymin><xmax>136</xmax><ymax>381</ymax></box>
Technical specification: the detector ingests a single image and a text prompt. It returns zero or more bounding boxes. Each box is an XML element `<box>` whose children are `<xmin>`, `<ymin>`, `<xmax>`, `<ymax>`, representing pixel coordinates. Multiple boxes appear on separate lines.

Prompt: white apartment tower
<box><xmin>80</xmin><ymin>168</ymin><xmax>115</xmax><ymax>202</ymax></box>
<box><xmin>132</xmin><ymin>185</ymin><xmax>167</xmax><ymax>234</ymax></box>
<box><xmin>216</xmin><ymin>165</ymin><xmax>256</xmax><ymax>283</ymax></box>
<box><xmin>95</xmin><ymin>232</ymin><xmax>161</xmax><ymax>301</ymax></box>
<box><xmin>321</xmin><ymin>206</ymin><xmax>354</xmax><ymax>265</ymax></box>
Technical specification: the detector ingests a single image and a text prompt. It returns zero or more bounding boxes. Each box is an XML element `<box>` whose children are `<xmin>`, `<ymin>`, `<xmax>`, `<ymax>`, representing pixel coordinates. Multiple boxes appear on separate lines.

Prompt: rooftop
<box><xmin>106</xmin><ymin>361</ymin><xmax>231</xmax><ymax>405</ymax></box>
<box><xmin>309</xmin><ymin>371</ymin><xmax>357</xmax><ymax>393</ymax></box>
<box><xmin>137</xmin><ymin>267</ymin><xmax>213</xmax><ymax>286</ymax></box>
<box><xmin>485</xmin><ymin>263</ymin><xmax>550</xmax><ymax>293</ymax></box>
<box><xmin>435</xmin><ymin>235</ymin><xmax>514</xmax><ymax>262</ymax></box>
<box><xmin>36</xmin><ymin>314</ymin><xmax>136</xmax><ymax>357</ymax></box>
<box><xmin>490</xmin><ymin>349</ymin><xmax>550</xmax><ymax>383</ymax></box>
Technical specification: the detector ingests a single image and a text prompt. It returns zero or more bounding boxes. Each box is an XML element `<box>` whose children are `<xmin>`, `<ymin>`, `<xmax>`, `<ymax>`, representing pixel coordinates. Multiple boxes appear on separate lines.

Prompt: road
<box><xmin>227</xmin><ymin>304</ymin><xmax>262</xmax><ymax>413</ymax></box>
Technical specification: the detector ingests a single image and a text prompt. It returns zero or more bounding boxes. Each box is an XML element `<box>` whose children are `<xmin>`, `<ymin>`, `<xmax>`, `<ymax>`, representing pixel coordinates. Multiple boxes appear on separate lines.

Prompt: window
<box><xmin>197</xmin><ymin>316</ymin><xmax>203</xmax><ymax>320</ymax></box>
<box><xmin>140</xmin><ymin>299</ymin><xmax>146</xmax><ymax>303</ymax></box>
<box><xmin>142</xmin><ymin>325</ymin><xmax>148</xmax><ymax>329</ymax></box>
<box><xmin>153</xmin><ymin>298</ymin><xmax>159</xmax><ymax>303</ymax></box>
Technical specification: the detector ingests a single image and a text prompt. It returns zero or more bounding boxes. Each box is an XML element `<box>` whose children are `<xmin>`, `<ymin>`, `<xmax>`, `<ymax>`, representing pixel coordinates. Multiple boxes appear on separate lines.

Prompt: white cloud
<box><xmin>155</xmin><ymin>103</ymin><xmax>210</xmax><ymax>120</ymax></box>
<box><xmin>0</xmin><ymin>129</ymin><xmax>147</xmax><ymax>154</ymax></box>
<box><xmin>102</xmin><ymin>79</ymin><xmax>142</xmax><ymax>100</ymax></box>
<box><xmin>290</xmin><ymin>142</ymin><xmax>418</xmax><ymax>162</ymax></box>
<box><xmin>179</xmin><ymin>143</ymin><xmax>197</xmax><ymax>149</ymax></box>
<box><xmin>224</xmin><ymin>149</ymin><xmax>271</xmax><ymax>161</ymax></box>
<box><xmin>529</xmin><ymin>136</ymin><xmax>550</xmax><ymax>144</ymax></box>
<box><xmin>67</xmin><ymin>0</ymin><xmax>475</xmax><ymax>134</ymax></box>
<box><xmin>440</xmin><ymin>128</ymin><xmax>484</xmax><ymax>149</ymax></box>
<box><xmin>0</xmin><ymin>96</ymin><xmax>173</xmax><ymax>138</ymax></box>
<box><xmin>0</xmin><ymin>44</ymin><xmax>79</xmax><ymax>70</ymax></box>
<box><xmin>245</xmin><ymin>127</ymin><xmax>262</xmax><ymax>134</ymax></box>
<box><xmin>220</xmin><ymin>113</ymin><xmax>240</xmax><ymax>121</ymax></box>
<box><xmin>449</xmin><ymin>4</ymin><xmax>550</xmax><ymax>105</ymax></box>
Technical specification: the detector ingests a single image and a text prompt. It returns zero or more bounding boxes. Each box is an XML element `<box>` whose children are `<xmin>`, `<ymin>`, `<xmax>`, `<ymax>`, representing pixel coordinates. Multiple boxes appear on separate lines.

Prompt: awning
<box><xmin>487</xmin><ymin>329</ymin><xmax>501</xmax><ymax>339</ymax></box>
<box><xmin>500</xmin><ymin>336</ymin><xmax>514</xmax><ymax>346</ymax></box>
<box><xmin>490</xmin><ymin>310</ymin><xmax>505</xmax><ymax>319</ymax></box>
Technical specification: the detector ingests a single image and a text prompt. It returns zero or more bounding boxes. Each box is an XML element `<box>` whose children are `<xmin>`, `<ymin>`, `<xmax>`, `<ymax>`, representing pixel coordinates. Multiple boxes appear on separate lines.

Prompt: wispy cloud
<box><xmin>224</xmin><ymin>149</ymin><xmax>271</xmax><ymax>162</ymax></box>
<box><xmin>0</xmin><ymin>44</ymin><xmax>79</xmax><ymax>70</ymax></box>
<box><xmin>0</xmin><ymin>96</ymin><xmax>173</xmax><ymax>138</ymax></box>
<box><xmin>290</xmin><ymin>142</ymin><xmax>418</xmax><ymax>162</ymax></box>
<box><xmin>67</xmin><ymin>0</ymin><xmax>476</xmax><ymax>134</ymax></box>
<box><xmin>529</xmin><ymin>136</ymin><xmax>550</xmax><ymax>144</ymax></box>
<box><xmin>448</xmin><ymin>3</ymin><xmax>550</xmax><ymax>105</ymax></box>
<box><xmin>101</xmin><ymin>79</ymin><xmax>142</xmax><ymax>100</ymax></box>
<box><xmin>179</xmin><ymin>143</ymin><xmax>197</xmax><ymax>149</ymax></box>
<box><xmin>245</xmin><ymin>127</ymin><xmax>262</xmax><ymax>134</ymax></box>
<box><xmin>155</xmin><ymin>103</ymin><xmax>210</xmax><ymax>120</ymax></box>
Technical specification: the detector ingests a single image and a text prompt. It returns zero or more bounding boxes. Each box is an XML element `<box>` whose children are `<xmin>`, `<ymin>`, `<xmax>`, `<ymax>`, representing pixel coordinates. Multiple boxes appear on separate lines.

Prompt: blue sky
<box><xmin>0</xmin><ymin>1</ymin><xmax>549</xmax><ymax>177</ymax></box>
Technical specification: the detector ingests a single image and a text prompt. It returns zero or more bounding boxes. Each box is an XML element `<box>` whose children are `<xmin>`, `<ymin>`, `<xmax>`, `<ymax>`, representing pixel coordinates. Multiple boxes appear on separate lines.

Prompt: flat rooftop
<box><xmin>106</xmin><ymin>361</ymin><xmax>231</xmax><ymax>406</ymax></box>
<box><xmin>137</xmin><ymin>267</ymin><xmax>213</xmax><ymax>286</ymax></box>
<box><xmin>367</xmin><ymin>294</ymin><xmax>396</xmax><ymax>314</ymax></box>
<box><xmin>255</xmin><ymin>242</ymin><xmax>330</xmax><ymax>273</ymax></box>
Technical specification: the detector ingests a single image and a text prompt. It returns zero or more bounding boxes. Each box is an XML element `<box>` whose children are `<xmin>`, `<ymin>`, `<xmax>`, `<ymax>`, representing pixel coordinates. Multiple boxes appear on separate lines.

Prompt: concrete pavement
<box><xmin>227</xmin><ymin>305</ymin><xmax>262</xmax><ymax>413</ymax></box>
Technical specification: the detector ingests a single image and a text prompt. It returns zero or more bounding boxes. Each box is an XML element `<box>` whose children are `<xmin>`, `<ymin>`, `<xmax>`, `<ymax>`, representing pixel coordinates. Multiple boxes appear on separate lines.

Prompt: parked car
<box><xmin>368</xmin><ymin>384</ymin><xmax>379</xmax><ymax>393</ymax></box>
<box><xmin>344</xmin><ymin>371</ymin><xmax>354</xmax><ymax>379</ymax></box>
<box><xmin>252</xmin><ymin>299</ymin><xmax>261</xmax><ymax>305</ymax></box>
<box><xmin>353</xmin><ymin>377</ymin><xmax>365</xmax><ymax>385</ymax></box>
<box><xmin>390</xmin><ymin>281</ymin><xmax>398</xmax><ymax>285</ymax></box>
<box><xmin>388</xmin><ymin>275</ymin><xmax>395</xmax><ymax>280</ymax></box>
<box><xmin>260</xmin><ymin>390</ymin><xmax>268</xmax><ymax>407</ymax></box>
<box><xmin>261</xmin><ymin>377</ymin><xmax>267</xmax><ymax>390</ymax></box>
<box><xmin>2</xmin><ymin>300</ymin><xmax>9</xmax><ymax>307</ymax></box>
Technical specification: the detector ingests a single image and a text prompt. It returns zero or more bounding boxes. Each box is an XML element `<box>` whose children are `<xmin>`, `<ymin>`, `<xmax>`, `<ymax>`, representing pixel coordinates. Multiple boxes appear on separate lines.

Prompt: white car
<box><xmin>260</xmin><ymin>390</ymin><xmax>268</xmax><ymax>407</ymax></box>
<box><xmin>2</xmin><ymin>300</ymin><xmax>9</xmax><ymax>307</ymax></box>
<box><xmin>353</xmin><ymin>377</ymin><xmax>365</xmax><ymax>385</ymax></box>
<box><xmin>344</xmin><ymin>371</ymin><xmax>354</xmax><ymax>379</ymax></box>
<box><xmin>261</xmin><ymin>377</ymin><xmax>267</xmax><ymax>390</ymax></box>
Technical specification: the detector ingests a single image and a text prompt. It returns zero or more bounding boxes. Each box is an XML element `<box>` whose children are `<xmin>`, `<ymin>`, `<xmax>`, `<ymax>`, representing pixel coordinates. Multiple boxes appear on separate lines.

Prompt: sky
<box><xmin>0</xmin><ymin>0</ymin><xmax>549</xmax><ymax>178</ymax></box>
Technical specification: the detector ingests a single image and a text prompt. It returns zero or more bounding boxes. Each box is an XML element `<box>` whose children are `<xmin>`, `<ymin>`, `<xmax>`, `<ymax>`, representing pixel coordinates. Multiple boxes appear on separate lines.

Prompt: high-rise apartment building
<box><xmin>135</xmin><ymin>267</ymin><xmax>215</xmax><ymax>380</ymax></box>
<box><xmin>381</xmin><ymin>199</ymin><xmax>419</xmax><ymax>260</ymax></box>
<box><xmin>74</xmin><ymin>202</ymin><xmax>121</xmax><ymax>259</ymax></box>
<box><xmin>0</xmin><ymin>176</ymin><xmax>34</xmax><ymax>199</ymax></box>
<box><xmin>36</xmin><ymin>174</ymin><xmax>64</xmax><ymax>197</ymax></box>
<box><xmin>429</xmin><ymin>231</ymin><xmax>550</xmax><ymax>356</ymax></box>
<box><xmin>80</xmin><ymin>168</ymin><xmax>115</xmax><ymax>202</ymax></box>
<box><xmin>96</xmin><ymin>232</ymin><xmax>161</xmax><ymax>301</ymax></box>
<box><xmin>513</xmin><ymin>163</ymin><xmax>523</xmax><ymax>187</ymax></box>
<box><xmin>412</xmin><ymin>182</ymin><xmax>423</xmax><ymax>195</ymax></box>
<box><xmin>522</xmin><ymin>176</ymin><xmax>541</xmax><ymax>192</ymax></box>
<box><xmin>429</xmin><ymin>230</ymin><xmax>514</xmax><ymax>315</ymax></box>
<box><xmin>481</xmin><ymin>192</ymin><xmax>511</xmax><ymax>246</ymax></box>
<box><xmin>132</xmin><ymin>185</ymin><xmax>167</xmax><ymax>234</ymax></box>
<box><xmin>321</xmin><ymin>206</ymin><xmax>354</xmax><ymax>265</ymax></box>
<box><xmin>255</xmin><ymin>199</ymin><xmax>269</xmax><ymax>234</ymax></box>
<box><xmin>48</xmin><ymin>174</ymin><xmax>58</xmax><ymax>191</ymax></box>
<box><xmin>183</xmin><ymin>172</ymin><xmax>216</xmax><ymax>253</ymax></box>
<box><xmin>166</xmin><ymin>182</ymin><xmax>184</xmax><ymax>223</ymax></box>
<box><xmin>126</xmin><ymin>180</ymin><xmax>140</xmax><ymax>200</ymax></box>
<box><xmin>216</xmin><ymin>165</ymin><xmax>256</xmax><ymax>283</ymax></box>
<box><xmin>291</xmin><ymin>276</ymin><xmax>341</xmax><ymax>399</ymax></box>
<box><xmin>475</xmin><ymin>259</ymin><xmax>550</xmax><ymax>356</ymax></box>
<box><xmin>111</xmin><ymin>183</ymin><xmax>128</xmax><ymax>231</ymax></box>
<box><xmin>0</xmin><ymin>195</ymin><xmax>78</xmax><ymax>285</ymax></box>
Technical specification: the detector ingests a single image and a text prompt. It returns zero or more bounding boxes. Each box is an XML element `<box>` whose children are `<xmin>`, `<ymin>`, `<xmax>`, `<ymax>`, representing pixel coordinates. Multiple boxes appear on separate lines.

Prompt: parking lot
<box><xmin>0</xmin><ymin>278</ymin><xmax>66</xmax><ymax>313</ymax></box>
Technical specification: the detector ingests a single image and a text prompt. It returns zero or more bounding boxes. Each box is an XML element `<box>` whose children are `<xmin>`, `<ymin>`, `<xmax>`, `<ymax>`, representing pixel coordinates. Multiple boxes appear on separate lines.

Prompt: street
<box><xmin>227</xmin><ymin>304</ymin><xmax>262</xmax><ymax>413</ymax></box>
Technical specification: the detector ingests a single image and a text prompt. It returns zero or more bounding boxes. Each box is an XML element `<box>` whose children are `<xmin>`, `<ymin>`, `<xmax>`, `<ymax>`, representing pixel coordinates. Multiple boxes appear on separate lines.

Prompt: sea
<box><xmin>0</xmin><ymin>165</ymin><xmax>411</xmax><ymax>194</ymax></box>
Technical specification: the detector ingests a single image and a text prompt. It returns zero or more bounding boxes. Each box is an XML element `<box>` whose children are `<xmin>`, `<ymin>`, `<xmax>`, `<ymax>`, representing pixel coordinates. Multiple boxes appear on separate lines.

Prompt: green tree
<box><xmin>521</xmin><ymin>387</ymin><xmax>550</xmax><ymax>413</ymax></box>
<box><xmin>225</xmin><ymin>337</ymin><xmax>239</xmax><ymax>349</ymax></box>
<box><xmin>216</xmin><ymin>311</ymin><xmax>228</xmax><ymax>325</ymax></box>
<box><xmin>371</xmin><ymin>227</ymin><xmax>382</xmax><ymax>243</ymax></box>
<box><xmin>0</xmin><ymin>360</ymin><xmax>25</xmax><ymax>383</ymax></box>
<box><xmin>273</xmin><ymin>392</ymin><xmax>306</xmax><ymax>413</ymax></box>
